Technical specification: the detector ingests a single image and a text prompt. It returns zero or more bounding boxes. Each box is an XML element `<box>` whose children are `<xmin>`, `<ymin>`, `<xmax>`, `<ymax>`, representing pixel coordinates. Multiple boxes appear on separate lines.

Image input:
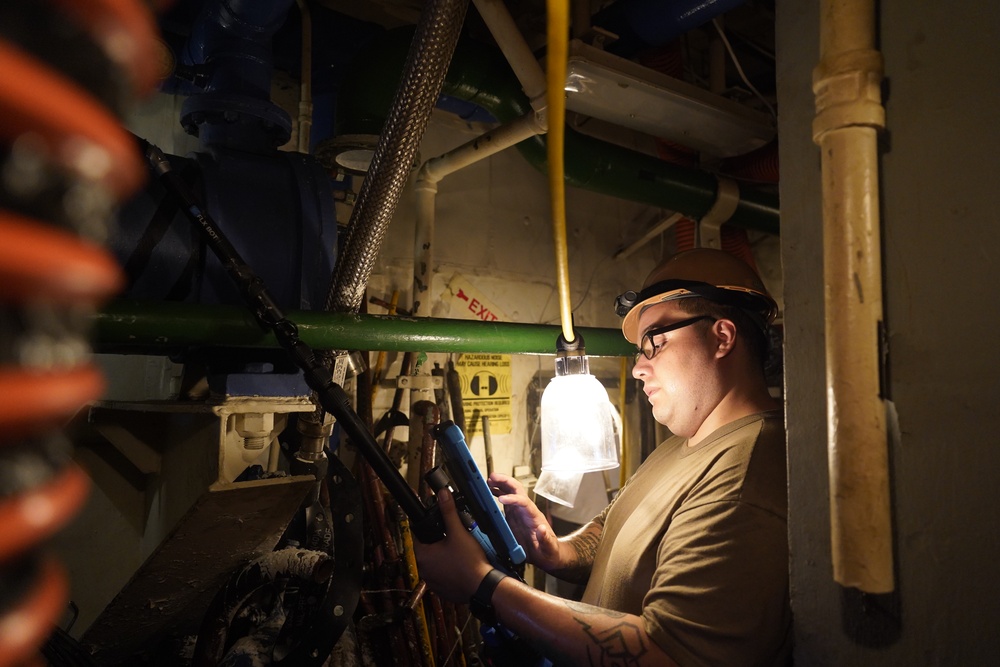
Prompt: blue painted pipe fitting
<box><xmin>593</xmin><ymin>0</ymin><xmax>748</xmax><ymax>57</ymax></box>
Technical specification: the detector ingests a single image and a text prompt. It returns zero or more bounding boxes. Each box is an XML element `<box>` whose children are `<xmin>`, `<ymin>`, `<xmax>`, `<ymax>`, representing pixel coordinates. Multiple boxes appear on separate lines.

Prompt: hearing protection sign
<box><xmin>444</xmin><ymin>274</ymin><xmax>513</xmax><ymax>435</ymax></box>
<box><xmin>454</xmin><ymin>353</ymin><xmax>512</xmax><ymax>435</ymax></box>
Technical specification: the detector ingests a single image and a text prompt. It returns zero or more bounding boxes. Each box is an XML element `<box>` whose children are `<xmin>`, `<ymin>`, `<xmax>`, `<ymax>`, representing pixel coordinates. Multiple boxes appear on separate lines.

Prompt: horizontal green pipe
<box><xmin>339</xmin><ymin>27</ymin><xmax>779</xmax><ymax>234</ymax></box>
<box><xmin>94</xmin><ymin>300</ymin><xmax>635</xmax><ymax>357</ymax></box>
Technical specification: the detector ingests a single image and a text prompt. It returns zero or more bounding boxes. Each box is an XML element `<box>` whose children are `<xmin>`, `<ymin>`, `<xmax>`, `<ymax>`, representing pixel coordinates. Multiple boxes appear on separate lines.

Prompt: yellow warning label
<box><xmin>455</xmin><ymin>353</ymin><xmax>512</xmax><ymax>435</ymax></box>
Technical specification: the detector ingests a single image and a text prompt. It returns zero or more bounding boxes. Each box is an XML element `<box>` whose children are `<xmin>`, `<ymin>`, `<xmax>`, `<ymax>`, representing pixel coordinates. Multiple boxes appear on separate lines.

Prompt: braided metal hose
<box><xmin>325</xmin><ymin>0</ymin><xmax>469</xmax><ymax>315</ymax></box>
<box><xmin>0</xmin><ymin>1</ymin><xmax>158</xmax><ymax>664</ymax></box>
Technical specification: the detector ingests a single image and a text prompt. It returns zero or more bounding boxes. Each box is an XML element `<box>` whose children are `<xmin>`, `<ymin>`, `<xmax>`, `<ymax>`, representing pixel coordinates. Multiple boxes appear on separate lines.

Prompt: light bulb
<box><xmin>540</xmin><ymin>371</ymin><xmax>620</xmax><ymax>474</ymax></box>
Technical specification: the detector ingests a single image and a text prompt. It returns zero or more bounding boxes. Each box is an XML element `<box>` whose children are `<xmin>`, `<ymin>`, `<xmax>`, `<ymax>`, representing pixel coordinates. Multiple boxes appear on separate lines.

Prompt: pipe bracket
<box><xmin>698</xmin><ymin>177</ymin><xmax>740</xmax><ymax>249</ymax></box>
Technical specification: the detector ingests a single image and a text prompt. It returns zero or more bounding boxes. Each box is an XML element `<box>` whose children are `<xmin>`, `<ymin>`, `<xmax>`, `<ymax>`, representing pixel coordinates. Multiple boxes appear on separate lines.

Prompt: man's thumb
<box><xmin>437</xmin><ymin>488</ymin><xmax>464</xmax><ymax>534</ymax></box>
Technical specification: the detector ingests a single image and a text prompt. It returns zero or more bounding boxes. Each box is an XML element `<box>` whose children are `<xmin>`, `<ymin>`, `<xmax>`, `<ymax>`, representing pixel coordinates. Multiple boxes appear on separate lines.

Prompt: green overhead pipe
<box><xmin>94</xmin><ymin>300</ymin><xmax>636</xmax><ymax>357</ymax></box>
<box><xmin>337</xmin><ymin>27</ymin><xmax>779</xmax><ymax>235</ymax></box>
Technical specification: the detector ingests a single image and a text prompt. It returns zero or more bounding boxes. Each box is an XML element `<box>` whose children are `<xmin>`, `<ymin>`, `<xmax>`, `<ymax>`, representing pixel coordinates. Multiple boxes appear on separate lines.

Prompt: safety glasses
<box><xmin>635</xmin><ymin>316</ymin><xmax>714</xmax><ymax>362</ymax></box>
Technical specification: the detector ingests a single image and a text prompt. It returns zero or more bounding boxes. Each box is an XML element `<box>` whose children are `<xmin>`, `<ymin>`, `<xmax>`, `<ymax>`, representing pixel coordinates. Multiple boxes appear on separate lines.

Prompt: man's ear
<box><xmin>713</xmin><ymin>318</ymin><xmax>738</xmax><ymax>358</ymax></box>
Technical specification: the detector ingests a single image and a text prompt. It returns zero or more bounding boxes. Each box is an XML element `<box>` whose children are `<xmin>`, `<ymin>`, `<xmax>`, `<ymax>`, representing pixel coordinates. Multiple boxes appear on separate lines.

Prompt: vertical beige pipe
<box><xmin>295</xmin><ymin>0</ymin><xmax>313</xmax><ymax>153</ymax></box>
<box><xmin>812</xmin><ymin>0</ymin><xmax>893</xmax><ymax>593</ymax></box>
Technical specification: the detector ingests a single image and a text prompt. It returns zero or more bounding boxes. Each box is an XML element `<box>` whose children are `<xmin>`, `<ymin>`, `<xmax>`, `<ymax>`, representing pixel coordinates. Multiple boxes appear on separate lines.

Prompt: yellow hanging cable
<box><xmin>546</xmin><ymin>0</ymin><xmax>574</xmax><ymax>344</ymax></box>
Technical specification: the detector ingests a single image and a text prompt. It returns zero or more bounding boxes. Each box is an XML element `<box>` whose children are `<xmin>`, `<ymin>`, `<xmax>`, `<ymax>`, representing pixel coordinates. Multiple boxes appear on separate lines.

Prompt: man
<box><xmin>415</xmin><ymin>248</ymin><xmax>791</xmax><ymax>666</ymax></box>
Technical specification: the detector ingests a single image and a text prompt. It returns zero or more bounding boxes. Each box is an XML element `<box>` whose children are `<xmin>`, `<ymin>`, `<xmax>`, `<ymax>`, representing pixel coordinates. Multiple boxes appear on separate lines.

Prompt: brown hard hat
<box><xmin>617</xmin><ymin>248</ymin><xmax>777</xmax><ymax>343</ymax></box>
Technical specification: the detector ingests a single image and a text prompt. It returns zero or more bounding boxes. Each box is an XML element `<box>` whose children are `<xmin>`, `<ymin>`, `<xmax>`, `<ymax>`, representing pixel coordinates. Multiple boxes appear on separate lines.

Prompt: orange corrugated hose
<box><xmin>674</xmin><ymin>218</ymin><xmax>760</xmax><ymax>271</ymax></box>
<box><xmin>0</xmin><ymin>1</ymin><xmax>159</xmax><ymax>664</ymax></box>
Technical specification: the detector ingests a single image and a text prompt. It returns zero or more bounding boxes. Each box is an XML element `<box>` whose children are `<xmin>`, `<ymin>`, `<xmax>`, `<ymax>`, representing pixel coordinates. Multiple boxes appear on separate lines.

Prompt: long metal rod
<box><xmin>94</xmin><ymin>300</ymin><xmax>635</xmax><ymax>357</ymax></box>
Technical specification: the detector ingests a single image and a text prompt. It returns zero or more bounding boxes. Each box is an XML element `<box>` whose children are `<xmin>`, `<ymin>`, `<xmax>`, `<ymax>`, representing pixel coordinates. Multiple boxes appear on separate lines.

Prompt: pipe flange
<box><xmin>180</xmin><ymin>92</ymin><xmax>292</xmax><ymax>145</ymax></box>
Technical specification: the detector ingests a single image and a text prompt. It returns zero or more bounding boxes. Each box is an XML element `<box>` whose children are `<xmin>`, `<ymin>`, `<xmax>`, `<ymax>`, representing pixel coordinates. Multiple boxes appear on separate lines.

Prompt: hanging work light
<box><xmin>539</xmin><ymin>332</ymin><xmax>620</xmax><ymax>477</ymax></box>
<box><xmin>535</xmin><ymin>0</ymin><xmax>619</xmax><ymax>488</ymax></box>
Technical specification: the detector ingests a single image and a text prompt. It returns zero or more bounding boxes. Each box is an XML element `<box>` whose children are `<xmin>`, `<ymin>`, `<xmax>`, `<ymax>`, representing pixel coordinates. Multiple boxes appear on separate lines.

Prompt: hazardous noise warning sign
<box><xmin>444</xmin><ymin>274</ymin><xmax>513</xmax><ymax>435</ymax></box>
<box><xmin>455</xmin><ymin>353</ymin><xmax>512</xmax><ymax>435</ymax></box>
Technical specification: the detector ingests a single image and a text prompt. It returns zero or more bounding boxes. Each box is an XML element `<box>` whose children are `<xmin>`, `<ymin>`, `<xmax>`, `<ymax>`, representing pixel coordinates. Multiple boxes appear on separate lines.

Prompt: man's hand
<box><xmin>413</xmin><ymin>487</ymin><xmax>493</xmax><ymax>603</ymax></box>
<box><xmin>488</xmin><ymin>471</ymin><xmax>563</xmax><ymax>572</ymax></box>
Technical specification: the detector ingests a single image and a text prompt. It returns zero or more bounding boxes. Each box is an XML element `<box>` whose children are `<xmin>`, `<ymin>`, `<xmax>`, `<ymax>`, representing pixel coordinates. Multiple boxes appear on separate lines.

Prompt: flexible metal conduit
<box><xmin>94</xmin><ymin>301</ymin><xmax>634</xmax><ymax>357</ymax></box>
<box><xmin>812</xmin><ymin>0</ymin><xmax>893</xmax><ymax>593</ymax></box>
<box><xmin>0</xmin><ymin>1</ymin><xmax>158</xmax><ymax>664</ymax></box>
<box><xmin>325</xmin><ymin>0</ymin><xmax>469</xmax><ymax>315</ymax></box>
<box><xmin>337</xmin><ymin>28</ymin><xmax>780</xmax><ymax>234</ymax></box>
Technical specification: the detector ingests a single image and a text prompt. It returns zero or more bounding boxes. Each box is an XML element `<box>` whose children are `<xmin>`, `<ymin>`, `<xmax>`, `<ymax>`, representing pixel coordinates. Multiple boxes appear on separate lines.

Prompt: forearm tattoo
<box><xmin>555</xmin><ymin>600</ymin><xmax>648</xmax><ymax>667</ymax></box>
<box><xmin>550</xmin><ymin>525</ymin><xmax>601</xmax><ymax>583</ymax></box>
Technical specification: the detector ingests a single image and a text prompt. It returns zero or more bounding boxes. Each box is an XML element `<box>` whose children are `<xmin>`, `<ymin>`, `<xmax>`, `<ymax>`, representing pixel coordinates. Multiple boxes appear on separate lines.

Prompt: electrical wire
<box><xmin>546</xmin><ymin>0</ymin><xmax>574</xmax><ymax>343</ymax></box>
<box><xmin>711</xmin><ymin>18</ymin><xmax>777</xmax><ymax>123</ymax></box>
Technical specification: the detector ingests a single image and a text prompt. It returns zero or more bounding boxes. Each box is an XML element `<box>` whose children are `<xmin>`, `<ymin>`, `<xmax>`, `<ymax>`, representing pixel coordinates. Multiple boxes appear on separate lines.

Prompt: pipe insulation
<box><xmin>337</xmin><ymin>28</ymin><xmax>779</xmax><ymax>234</ymax></box>
<box><xmin>812</xmin><ymin>0</ymin><xmax>893</xmax><ymax>593</ymax></box>
<box><xmin>325</xmin><ymin>0</ymin><xmax>469</xmax><ymax>315</ymax></box>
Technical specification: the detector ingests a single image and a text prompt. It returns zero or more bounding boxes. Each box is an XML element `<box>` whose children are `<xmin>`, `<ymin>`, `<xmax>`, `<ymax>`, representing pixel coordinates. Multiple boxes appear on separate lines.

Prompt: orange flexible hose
<box><xmin>0</xmin><ymin>1</ymin><xmax>157</xmax><ymax>663</ymax></box>
<box><xmin>48</xmin><ymin>0</ymin><xmax>163</xmax><ymax>96</ymax></box>
<box><xmin>0</xmin><ymin>559</ymin><xmax>70</xmax><ymax>667</ymax></box>
<box><xmin>0</xmin><ymin>466</ymin><xmax>91</xmax><ymax>561</ymax></box>
<box><xmin>0</xmin><ymin>213</ymin><xmax>124</xmax><ymax>303</ymax></box>
<box><xmin>0</xmin><ymin>367</ymin><xmax>106</xmax><ymax>440</ymax></box>
<box><xmin>0</xmin><ymin>41</ymin><xmax>146</xmax><ymax>198</ymax></box>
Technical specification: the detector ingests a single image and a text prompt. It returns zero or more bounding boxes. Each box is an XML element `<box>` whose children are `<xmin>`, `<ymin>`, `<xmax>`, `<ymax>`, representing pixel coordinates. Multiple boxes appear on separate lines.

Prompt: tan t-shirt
<box><xmin>580</xmin><ymin>411</ymin><xmax>791</xmax><ymax>667</ymax></box>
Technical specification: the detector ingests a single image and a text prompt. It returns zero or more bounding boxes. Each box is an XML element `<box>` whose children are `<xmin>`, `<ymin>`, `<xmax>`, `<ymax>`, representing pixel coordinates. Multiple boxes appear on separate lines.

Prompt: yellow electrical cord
<box><xmin>546</xmin><ymin>0</ymin><xmax>574</xmax><ymax>344</ymax></box>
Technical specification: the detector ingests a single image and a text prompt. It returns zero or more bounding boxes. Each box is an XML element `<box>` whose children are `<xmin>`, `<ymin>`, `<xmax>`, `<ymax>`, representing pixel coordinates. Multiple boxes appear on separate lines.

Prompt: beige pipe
<box><xmin>294</xmin><ymin>0</ymin><xmax>313</xmax><ymax>153</ymax></box>
<box><xmin>472</xmin><ymin>0</ymin><xmax>548</xmax><ymax>110</ymax></box>
<box><xmin>412</xmin><ymin>111</ymin><xmax>547</xmax><ymax>318</ymax></box>
<box><xmin>812</xmin><ymin>0</ymin><xmax>893</xmax><ymax>593</ymax></box>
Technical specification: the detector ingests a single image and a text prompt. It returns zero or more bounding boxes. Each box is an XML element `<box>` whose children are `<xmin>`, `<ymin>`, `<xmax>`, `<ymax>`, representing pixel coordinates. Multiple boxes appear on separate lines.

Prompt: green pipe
<box><xmin>94</xmin><ymin>300</ymin><xmax>636</xmax><ymax>357</ymax></box>
<box><xmin>338</xmin><ymin>27</ymin><xmax>779</xmax><ymax>234</ymax></box>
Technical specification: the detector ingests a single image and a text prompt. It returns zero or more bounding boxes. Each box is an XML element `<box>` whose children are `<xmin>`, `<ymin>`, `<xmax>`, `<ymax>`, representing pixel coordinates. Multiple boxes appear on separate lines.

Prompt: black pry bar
<box><xmin>140</xmin><ymin>139</ymin><xmax>444</xmax><ymax>544</ymax></box>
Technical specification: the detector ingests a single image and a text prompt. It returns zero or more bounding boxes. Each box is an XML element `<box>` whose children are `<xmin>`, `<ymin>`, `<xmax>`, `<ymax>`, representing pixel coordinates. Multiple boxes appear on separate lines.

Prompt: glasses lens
<box><xmin>640</xmin><ymin>334</ymin><xmax>655</xmax><ymax>360</ymax></box>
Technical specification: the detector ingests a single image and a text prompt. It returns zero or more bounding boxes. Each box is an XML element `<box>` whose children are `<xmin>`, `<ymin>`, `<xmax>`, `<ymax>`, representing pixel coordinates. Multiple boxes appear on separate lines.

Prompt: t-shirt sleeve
<box><xmin>640</xmin><ymin>500</ymin><xmax>790</xmax><ymax>667</ymax></box>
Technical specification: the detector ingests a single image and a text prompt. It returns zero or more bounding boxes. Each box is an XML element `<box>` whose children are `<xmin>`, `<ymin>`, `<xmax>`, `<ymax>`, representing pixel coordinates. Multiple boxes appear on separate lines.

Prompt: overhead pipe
<box><xmin>472</xmin><ymin>0</ymin><xmax>548</xmax><ymax>110</ymax></box>
<box><xmin>413</xmin><ymin>0</ymin><xmax>549</xmax><ymax>318</ymax></box>
<box><xmin>93</xmin><ymin>300</ymin><xmax>635</xmax><ymax>357</ymax></box>
<box><xmin>337</xmin><ymin>27</ymin><xmax>779</xmax><ymax>235</ymax></box>
<box><xmin>179</xmin><ymin>0</ymin><xmax>296</xmax><ymax>151</ymax></box>
<box><xmin>812</xmin><ymin>0</ymin><xmax>893</xmax><ymax>593</ymax></box>
<box><xmin>294</xmin><ymin>0</ymin><xmax>314</xmax><ymax>152</ymax></box>
<box><xmin>325</xmin><ymin>0</ymin><xmax>469</xmax><ymax>316</ymax></box>
<box><xmin>412</xmin><ymin>115</ymin><xmax>546</xmax><ymax>317</ymax></box>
